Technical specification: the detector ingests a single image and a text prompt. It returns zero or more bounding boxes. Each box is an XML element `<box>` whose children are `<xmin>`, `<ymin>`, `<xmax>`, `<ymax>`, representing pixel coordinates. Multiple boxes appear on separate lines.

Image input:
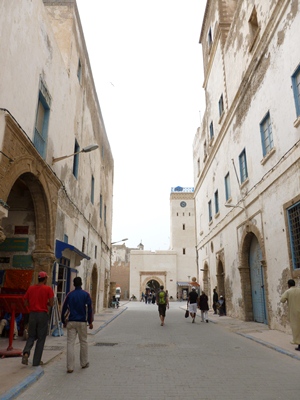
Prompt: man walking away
<box><xmin>188</xmin><ymin>287</ymin><xmax>198</xmax><ymax>323</ymax></box>
<box><xmin>213</xmin><ymin>288</ymin><xmax>218</xmax><ymax>315</ymax></box>
<box><xmin>280</xmin><ymin>279</ymin><xmax>300</xmax><ymax>351</ymax></box>
<box><xmin>61</xmin><ymin>277</ymin><xmax>94</xmax><ymax>373</ymax></box>
<box><xmin>156</xmin><ymin>285</ymin><xmax>169</xmax><ymax>326</ymax></box>
<box><xmin>22</xmin><ymin>271</ymin><xmax>54</xmax><ymax>366</ymax></box>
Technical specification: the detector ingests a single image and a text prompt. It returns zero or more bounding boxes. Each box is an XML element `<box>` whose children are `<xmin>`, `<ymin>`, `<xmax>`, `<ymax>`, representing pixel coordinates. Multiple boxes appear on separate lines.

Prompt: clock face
<box><xmin>180</xmin><ymin>201</ymin><xmax>187</xmax><ymax>208</ymax></box>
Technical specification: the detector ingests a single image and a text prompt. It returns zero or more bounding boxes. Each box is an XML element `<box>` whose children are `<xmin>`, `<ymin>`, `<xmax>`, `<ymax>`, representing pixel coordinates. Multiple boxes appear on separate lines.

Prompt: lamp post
<box><xmin>0</xmin><ymin>150</ymin><xmax>14</xmax><ymax>162</ymax></box>
<box><xmin>111</xmin><ymin>238</ymin><xmax>128</xmax><ymax>245</ymax></box>
<box><xmin>225</xmin><ymin>204</ymin><xmax>245</xmax><ymax>210</ymax></box>
<box><xmin>52</xmin><ymin>144</ymin><xmax>99</xmax><ymax>164</ymax></box>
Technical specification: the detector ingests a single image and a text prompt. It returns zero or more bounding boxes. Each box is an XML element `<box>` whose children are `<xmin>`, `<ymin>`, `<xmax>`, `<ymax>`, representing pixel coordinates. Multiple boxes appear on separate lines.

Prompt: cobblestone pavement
<box><xmin>2</xmin><ymin>301</ymin><xmax>298</xmax><ymax>400</ymax></box>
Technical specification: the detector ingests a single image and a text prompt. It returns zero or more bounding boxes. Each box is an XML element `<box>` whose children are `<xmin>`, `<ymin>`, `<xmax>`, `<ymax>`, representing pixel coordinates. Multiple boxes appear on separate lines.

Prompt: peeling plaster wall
<box><xmin>0</xmin><ymin>0</ymin><xmax>113</xmax><ymax>311</ymax></box>
<box><xmin>194</xmin><ymin>0</ymin><xmax>300</xmax><ymax>331</ymax></box>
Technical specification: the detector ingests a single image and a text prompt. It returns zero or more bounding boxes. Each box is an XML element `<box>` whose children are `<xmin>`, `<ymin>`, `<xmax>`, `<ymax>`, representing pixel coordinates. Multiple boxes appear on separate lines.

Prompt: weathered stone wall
<box><xmin>194</xmin><ymin>0</ymin><xmax>300</xmax><ymax>331</ymax></box>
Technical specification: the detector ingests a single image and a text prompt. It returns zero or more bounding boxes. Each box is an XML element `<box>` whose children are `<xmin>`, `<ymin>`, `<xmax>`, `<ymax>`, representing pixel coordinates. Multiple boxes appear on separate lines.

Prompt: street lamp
<box><xmin>111</xmin><ymin>238</ymin><xmax>128</xmax><ymax>245</ymax></box>
<box><xmin>52</xmin><ymin>144</ymin><xmax>99</xmax><ymax>164</ymax></box>
<box><xmin>0</xmin><ymin>150</ymin><xmax>14</xmax><ymax>163</ymax></box>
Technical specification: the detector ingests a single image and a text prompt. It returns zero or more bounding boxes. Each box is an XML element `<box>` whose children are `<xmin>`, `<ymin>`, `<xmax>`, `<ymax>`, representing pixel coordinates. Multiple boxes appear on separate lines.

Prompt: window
<box><xmin>209</xmin><ymin>121</ymin><xmax>214</xmax><ymax>140</ymax></box>
<box><xmin>100</xmin><ymin>194</ymin><xmax>103</xmax><ymax>218</ymax></box>
<box><xmin>183</xmin><ymin>224</ymin><xmax>185</xmax><ymax>230</ymax></box>
<box><xmin>91</xmin><ymin>175</ymin><xmax>95</xmax><ymax>204</ymax></box>
<box><xmin>239</xmin><ymin>149</ymin><xmax>248</xmax><ymax>184</ymax></box>
<box><xmin>214</xmin><ymin>190</ymin><xmax>219</xmax><ymax>214</ymax></box>
<box><xmin>104</xmin><ymin>205</ymin><xmax>107</xmax><ymax>226</ymax></box>
<box><xmin>56</xmin><ymin>257</ymin><xmax>70</xmax><ymax>305</ymax></box>
<box><xmin>292</xmin><ymin>65</ymin><xmax>300</xmax><ymax>117</ymax></box>
<box><xmin>82</xmin><ymin>237</ymin><xmax>86</xmax><ymax>253</ymax></box>
<box><xmin>63</xmin><ymin>234</ymin><xmax>68</xmax><ymax>243</ymax></box>
<box><xmin>260</xmin><ymin>112</ymin><xmax>273</xmax><ymax>156</ymax></box>
<box><xmin>204</xmin><ymin>140</ymin><xmax>207</xmax><ymax>161</ymax></box>
<box><xmin>218</xmin><ymin>94</ymin><xmax>224</xmax><ymax>118</ymax></box>
<box><xmin>224</xmin><ymin>172</ymin><xmax>231</xmax><ymax>201</ymax></box>
<box><xmin>34</xmin><ymin>80</ymin><xmax>51</xmax><ymax>158</ymax></box>
<box><xmin>183</xmin><ymin>248</ymin><xmax>186</xmax><ymax>255</ymax></box>
<box><xmin>208</xmin><ymin>27</ymin><xmax>213</xmax><ymax>49</ymax></box>
<box><xmin>77</xmin><ymin>59</ymin><xmax>82</xmax><ymax>83</ymax></box>
<box><xmin>208</xmin><ymin>200</ymin><xmax>212</xmax><ymax>222</ymax></box>
<box><xmin>197</xmin><ymin>157</ymin><xmax>200</xmax><ymax>175</ymax></box>
<box><xmin>73</xmin><ymin>140</ymin><xmax>80</xmax><ymax>178</ymax></box>
<box><xmin>248</xmin><ymin>6</ymin><xmax>259</xmax><ymax>50</ymax></box>
<box><xmin>287</xmin><ymin>201</ymin><xmax>300</xmax><ymax>270</ymax></box>
<box><xmin>95</xmin><ymin>245</ymin><xmax>97</xmax><ymax>259</ymax></box>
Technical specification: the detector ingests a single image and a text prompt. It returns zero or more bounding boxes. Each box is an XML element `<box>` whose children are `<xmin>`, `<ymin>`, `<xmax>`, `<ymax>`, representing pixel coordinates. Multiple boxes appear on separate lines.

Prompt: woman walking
<box><xmin>199</xmin><ymin>291</ymin><xmax>209</xmax><ymax>323</ymax></box>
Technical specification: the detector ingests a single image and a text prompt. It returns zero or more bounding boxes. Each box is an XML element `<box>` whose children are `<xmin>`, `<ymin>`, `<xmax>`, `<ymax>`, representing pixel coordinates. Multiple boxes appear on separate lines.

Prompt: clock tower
<box><xmin>170</xmin><ymin>187</ymin><xmax>197</xmax><ymax>293</ymax></box>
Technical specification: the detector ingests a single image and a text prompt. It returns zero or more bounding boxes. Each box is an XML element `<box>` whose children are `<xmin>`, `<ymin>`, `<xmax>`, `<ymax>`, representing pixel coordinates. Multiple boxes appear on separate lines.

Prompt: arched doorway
<box><xmin>216</xmin><ymin>260</ymin><xmax>225</xmax><ymax>299</ymax></box>
<box><xmin>141</xmin><ymin>275</ymin><xmax>164</xmax><ymax>300</ymax></box>
<box><xmin>146</xmin><ymin>279</ymin><xmax>160</xmax><ymax>292</ymax></box>
<box><xmin>1</xmin><ymin>172</ymin><xmax>57</xmax><ymax>279</ymax></box>
<box><xmin>202</xmin><ymin>262</ymin><xmax>210</xmax><ymax>295</ymax></box>
<box><xmin>90</xmin><ymin>265</ymin><xmax>98</xmax><ymax>313</ymax></box>
<box><xmin>239</xmin><ymin>228</ymin><xmax>268</xmax><ymax>324</ymax></box>
<box><xmin>249</xmin><ymin>235</ymin><xmax>267</xmax><ymax>324</ymax></box>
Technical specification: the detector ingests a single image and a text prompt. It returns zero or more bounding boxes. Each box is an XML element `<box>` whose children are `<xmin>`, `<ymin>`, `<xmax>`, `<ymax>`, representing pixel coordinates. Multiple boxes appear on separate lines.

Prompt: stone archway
<box><xmin>239</xmin><ymin>223</ymin><xmax>267</xmax><ymax>322</ymax></box>
<box><xmin>141</xmin><ymin>275</ymin><xmax>164</xmax><ymax>298</ymax></box>
<box><xmin>216</xmin><ymin>260</ymin><xmax>225</xmax><ymax>300</ymax></box>
<box><xmin>146</xmin><ymin>279</ymin><xmax>160</xmax><ymax>292</ymax></box>
<box><xmin>3</xmin><ymin>172</ymin><xmax>58</xmax><ymax>279</ymax></box>
<box><xmin>0</xmin><ymin>114</ymin><xmax>61</xmax><ymax>282</ymax></box>
<box><xmin>202</xmin><ymin>262</ymin><xmax>210</xmax><ymax>295</ymax></box>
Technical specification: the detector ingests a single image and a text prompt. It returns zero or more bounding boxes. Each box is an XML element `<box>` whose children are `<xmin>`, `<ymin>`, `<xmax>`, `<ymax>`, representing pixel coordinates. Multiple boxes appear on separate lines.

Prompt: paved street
<box><xmin>16</xmin><ymin>302</ymin><xmax>300</xmax><ymax>400</ymax></box>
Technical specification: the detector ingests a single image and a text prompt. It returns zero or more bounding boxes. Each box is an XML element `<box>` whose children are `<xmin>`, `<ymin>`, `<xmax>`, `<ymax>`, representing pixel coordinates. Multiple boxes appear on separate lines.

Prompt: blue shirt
<box><xmin>61</xmin><ymin>287</ymin><xmax>93</xmax><ymax>325</ymax></box>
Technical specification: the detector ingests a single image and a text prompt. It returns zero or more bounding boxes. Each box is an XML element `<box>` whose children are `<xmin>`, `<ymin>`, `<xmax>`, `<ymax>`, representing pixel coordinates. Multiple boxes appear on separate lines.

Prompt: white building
<box><xmin>0</xmin><ymin>0</ymin><xmax>113</xmax><ymax>312</ymax></box>
<box><xmin>193</xmin><ymin>0</ymin><xmax>300</xmax><ymax>332</ymax></box>
<box><xmin>130</xmin><ymin>187</ymin><xmax>197</xmax><ymax>300</ymax></box>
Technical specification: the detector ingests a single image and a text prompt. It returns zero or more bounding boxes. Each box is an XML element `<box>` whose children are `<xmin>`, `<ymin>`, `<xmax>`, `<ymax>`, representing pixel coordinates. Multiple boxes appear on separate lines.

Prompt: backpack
<box><xmin>158</xmin><ymin>291</ymin><xmax>166</xmax><ymax>305</ymax></box>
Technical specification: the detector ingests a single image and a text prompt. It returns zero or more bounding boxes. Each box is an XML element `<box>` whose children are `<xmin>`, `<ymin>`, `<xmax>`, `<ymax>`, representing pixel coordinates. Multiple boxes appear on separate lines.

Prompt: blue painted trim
<box><xmin>55</xmin><ymin>239</ymin><xmax>90</xmax><ymax>260</ymax></box>
<box><xmin>1</xmin><ymin>367</ymin><xmax>44</xmax><ymax>400</ymax></box>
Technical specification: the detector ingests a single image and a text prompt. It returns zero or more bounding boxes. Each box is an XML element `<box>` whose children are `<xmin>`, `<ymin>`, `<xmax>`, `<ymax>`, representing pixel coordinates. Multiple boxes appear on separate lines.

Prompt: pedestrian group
<box><xmin>17</xmin><ymin>273</ymin><xmax>300</xmax><ymax>375</ymax></box>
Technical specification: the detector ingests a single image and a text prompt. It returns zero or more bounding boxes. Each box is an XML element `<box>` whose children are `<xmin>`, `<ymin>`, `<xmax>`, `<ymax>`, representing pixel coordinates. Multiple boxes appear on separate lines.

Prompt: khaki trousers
<box><xmin>67</xmin><ymin>321</ymin><xmax>88</xmax><ymax>370</ymax></box>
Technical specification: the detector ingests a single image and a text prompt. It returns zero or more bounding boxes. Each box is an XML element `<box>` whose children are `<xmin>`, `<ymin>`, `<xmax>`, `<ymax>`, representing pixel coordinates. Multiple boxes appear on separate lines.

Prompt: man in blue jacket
<box><xmin>61</xmin><ymin>276</ymin><xmax>93</xmax><ymax>373</ymax></box>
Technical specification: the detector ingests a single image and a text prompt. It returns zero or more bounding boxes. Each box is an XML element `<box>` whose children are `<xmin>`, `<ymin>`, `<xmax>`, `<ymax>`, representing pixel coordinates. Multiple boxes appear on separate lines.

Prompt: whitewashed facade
<box><xmin>0</xmin><ymin>0</ymin><xmax>113</xmax><ymax>312</ymax></box>
<box><xmin>130</xmin><ymin>187</ymin><xmax>197</xmax><ymax>300</ymax></box>
<box><xmin>193</xmin><ymin>0</ymin><xmax>300</xmax><ymax>332</ymax></box>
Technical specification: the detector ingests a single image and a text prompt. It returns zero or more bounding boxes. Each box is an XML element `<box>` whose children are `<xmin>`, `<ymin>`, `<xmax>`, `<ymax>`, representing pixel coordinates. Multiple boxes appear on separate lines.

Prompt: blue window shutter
<box><xmin>291</xmin><ymin>66</ymin><xmax>300</xmax><ymax>117</ymax></box>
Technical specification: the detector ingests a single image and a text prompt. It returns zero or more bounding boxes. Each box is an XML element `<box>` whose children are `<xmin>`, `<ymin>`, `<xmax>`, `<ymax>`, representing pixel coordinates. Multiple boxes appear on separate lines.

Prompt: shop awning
<box><xmin>55</xmin><ymin>240</ymin><xmax>90</xmax><ymax>260</ymax></box>
<box><xmin>177</xmin><ymin>281</ymin><xmax>190</xmax><ymax>286</ymax></box>
<box><xmin>177</xmin><ymin>281</ymin><xmax>200</xmax><ymax>287</ymax></box>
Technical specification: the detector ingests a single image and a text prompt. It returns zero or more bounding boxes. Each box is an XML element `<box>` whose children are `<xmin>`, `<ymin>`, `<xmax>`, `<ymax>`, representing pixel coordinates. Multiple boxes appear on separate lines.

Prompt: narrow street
<box><xmin>17</xmin><ymin>302</ymin><xmax>299</xmax><ymax>400</ymax></box>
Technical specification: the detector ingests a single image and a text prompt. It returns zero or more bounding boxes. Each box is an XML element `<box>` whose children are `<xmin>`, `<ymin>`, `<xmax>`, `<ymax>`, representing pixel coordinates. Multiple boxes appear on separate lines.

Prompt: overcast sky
<box><xmin>76</xmin><ymin>0</ymin><xmax>206</xmax><ymax>250</ymax></box>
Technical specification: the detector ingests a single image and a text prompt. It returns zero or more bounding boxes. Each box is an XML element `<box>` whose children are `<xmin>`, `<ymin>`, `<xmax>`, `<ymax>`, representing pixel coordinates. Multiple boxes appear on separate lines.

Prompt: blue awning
<box><xmin>55</xmin><ymin>240</ymin><xmax>90</xmax><ymax>260</ymax></box>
